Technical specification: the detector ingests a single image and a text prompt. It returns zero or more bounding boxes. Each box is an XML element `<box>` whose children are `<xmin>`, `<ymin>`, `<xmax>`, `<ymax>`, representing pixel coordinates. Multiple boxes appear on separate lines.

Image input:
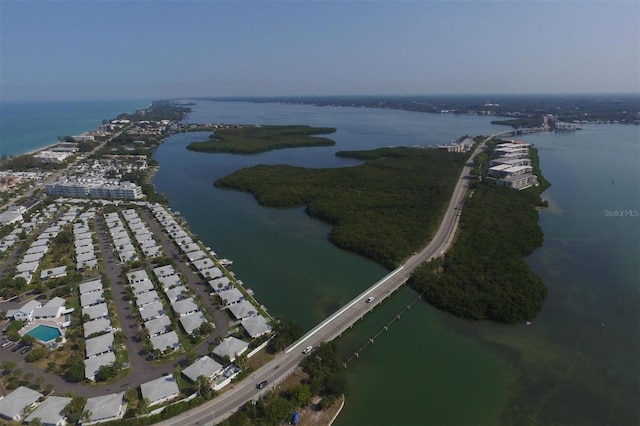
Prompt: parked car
<box><xmin>20</xmin><ymin>346</ymin><xmax>32</xmax><ymax>354</ymax></box>
<box><xmin>257</xmin><ymin>380</ymin><xmax>268</xmax><ymax>389</ymax></box>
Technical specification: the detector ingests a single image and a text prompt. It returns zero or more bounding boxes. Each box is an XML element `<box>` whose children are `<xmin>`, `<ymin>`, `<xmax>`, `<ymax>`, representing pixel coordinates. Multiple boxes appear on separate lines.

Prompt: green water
<box><xmin>153</xmin><ymin>101</ymin><xmax>639</xmax><ymax>425</ymax></box>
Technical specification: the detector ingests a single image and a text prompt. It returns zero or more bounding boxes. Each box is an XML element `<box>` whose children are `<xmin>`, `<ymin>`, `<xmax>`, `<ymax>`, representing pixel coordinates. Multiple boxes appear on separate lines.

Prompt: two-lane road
<box><xmin>158</xmin><ymin>132</ymin><xmax>508</xmax><ymax>425</ymax></box>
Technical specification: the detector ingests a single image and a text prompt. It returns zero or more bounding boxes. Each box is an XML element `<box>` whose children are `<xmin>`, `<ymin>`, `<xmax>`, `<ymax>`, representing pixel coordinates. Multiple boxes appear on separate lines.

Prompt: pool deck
<box><xmin>20</xmin><ymin>321</ymin><xmax>66</xmax><ymax>344</ymax></box>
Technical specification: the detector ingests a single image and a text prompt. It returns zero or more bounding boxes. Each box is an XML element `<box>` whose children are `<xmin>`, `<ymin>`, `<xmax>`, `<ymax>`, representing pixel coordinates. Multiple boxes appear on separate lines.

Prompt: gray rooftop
<box><xmin>218</xmin><ymin>287</ymin><xmax>244</xmax><ymax>305</ymax></box>
<box><xmin>84</xmin><ymin>351</ymin><xmax>116</xmax><ymax>380</ymax></box>
<box><xmin>171</xmin><ymin>297</ymin><xmax>198</xmax><ymax>316</ymax></box>
<box><xmin>158</xmin><ymin>274</ymin><xmax>182</xmax><ymax>290</ymax></box>
<box><xmin>213</xmin><ymin>336</ymin><xmax>249</xmax><ymax>362</ymax></box>
<box><xmin>164</xmin><ymin>285</ymin><xmax>188</xmax><ymax>303</ymax></box>
<box><xmin>139</xmin><ymin>301</ymin><xmax>165</xmax><ymax>321</ymax></box>
<box><xmin>82</xmin><ymin>302</ymin><xmax>108</xmax><ymax>320</ymax></box>
<box><xmin>179</xmin><ymin>311</ymin><xmax>207</xmax><ymax>335</ymax></box>
<box><xmin>25</xmin><ymin>396</ymin><xmax>72</xmax><ymax>425</ymax></box>
<box><xmin>209</xmin><ymin>276</ymin><xmax>231</xmax><ymax>292</ymax></box>
<box><xmin>130</xmin><ymin>279</ymin><xmax>155</xmax><ymax>295</ymax></box>
<box><xmin>0</xmin><ymin>386</ymin><xmax>43</xmax><ymax>421</ymax></box>
<box><xmin>83</xmin><ymin>317</ymin><xmax>112</xmax><ymax>338</ymax></box>
<box><xmin>127</xmin><ymin>269</ymin><xmax>150</xmax><ymax>283</ymax></box>
<box><xmin>79</xmin><ymin>279</ymin><xmax>103</xmax><ymax>294</ymax></box>
<box><xmin>145</xmin><ymin>315</ymin><xmax>172</xmax><ymax>336</ymax></box>
<box><xmin>81</xmin><ymin>290</ymin><xmax>105</xmax><ymax>307</ymax></box>
<box><xmin>182</xmin><ymin>356</ymin><xmax>223</xmax><ymax>382</ymax></box>
<box><xmin>228</xmin><ymin>300</ymin><xmax>258</xmax><ymax>320</ymax></box>
<box><xmin>241</xmin><ymin>315</ymin><xmax>272</xmax><ymax>338</ymax></box>
<box><xmin>150</xmin><ymin>330</ymin><xmax>181</xmax><ymax>352</ymax></box>
<box><xmin>135</xmin><ymin>290</ymin><xmax>160</xmax><ymax>307</ymax></box>
<box><xmin>140</xmin><ymin>376</ymin><xmax>180</xmax><ymax>406</ymax></box>
<box><xmin>84</xmin><ymin>392</ymin><xmax>126</xmax><ymax>423</ymax></box>
<box><xmin>86</xmin><ymin>332</ymin><xmax>114</xmax><ymax>358</ymax></box>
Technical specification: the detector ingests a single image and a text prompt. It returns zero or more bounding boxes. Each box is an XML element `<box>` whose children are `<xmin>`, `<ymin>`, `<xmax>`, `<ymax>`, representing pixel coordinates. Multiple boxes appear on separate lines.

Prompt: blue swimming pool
<box><xmin>25</xmin><ymin>325</ymin><xmax>62</xmax><ymax>343</ymax></box>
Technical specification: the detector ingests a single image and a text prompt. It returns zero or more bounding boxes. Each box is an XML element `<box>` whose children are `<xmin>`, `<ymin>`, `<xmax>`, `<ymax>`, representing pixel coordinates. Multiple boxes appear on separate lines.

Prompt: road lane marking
<box><xmin>285</xmin><ymin>265</ymin><xmax>405</xmax><ymax>353</ymax></box>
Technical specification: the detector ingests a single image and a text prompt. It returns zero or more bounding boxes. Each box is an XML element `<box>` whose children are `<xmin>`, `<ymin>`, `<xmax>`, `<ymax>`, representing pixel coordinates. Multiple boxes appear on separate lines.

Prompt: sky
<box><xmin>1</xmin><ymin>0</ymin><xmax>639</xmax><ymax>101</ymax></box>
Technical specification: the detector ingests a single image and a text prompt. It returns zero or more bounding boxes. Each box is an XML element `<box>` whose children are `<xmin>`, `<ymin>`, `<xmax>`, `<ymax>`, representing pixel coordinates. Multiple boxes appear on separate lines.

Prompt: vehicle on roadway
<box><xmin>257</xmin><ymin>380</ymin><xmax>268</xmax><ymax>389</ymax></box>
<box><xmin>366</xmin><ymin>296</ymin><xmax>375</xmax><ymax>303</ymax></box>
<box><xmin>302</xmin><ymin>346</ymin><xmax>313</xmax><ymax>354</ymax></box>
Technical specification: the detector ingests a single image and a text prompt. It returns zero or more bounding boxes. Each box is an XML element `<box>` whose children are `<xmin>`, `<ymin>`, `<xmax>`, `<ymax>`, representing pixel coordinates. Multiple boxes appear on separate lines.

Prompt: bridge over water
<box><xmin>158</xmin><ymin>131</ymin><xmax>515</xmax><ymax>426</ymax></box>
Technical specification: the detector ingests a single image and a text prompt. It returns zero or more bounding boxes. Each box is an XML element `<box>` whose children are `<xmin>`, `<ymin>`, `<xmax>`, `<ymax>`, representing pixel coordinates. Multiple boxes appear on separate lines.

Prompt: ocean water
<box><xmin>0</xmin><ymin>100</ymin><xmax>149</xmax><ymax>157</ymax></box>
<box><xmin>2</xmin><ymin>99</ymin><xmax>638</xmax><ymax>425</ymax></box>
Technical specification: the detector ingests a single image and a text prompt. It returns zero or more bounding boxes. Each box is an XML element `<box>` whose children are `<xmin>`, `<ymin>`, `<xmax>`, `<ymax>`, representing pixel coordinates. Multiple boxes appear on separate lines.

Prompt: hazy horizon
<box><xmin>1</xmin><ymin>1</ymin><xmax>638</xmax><ymax>102</ymax></box>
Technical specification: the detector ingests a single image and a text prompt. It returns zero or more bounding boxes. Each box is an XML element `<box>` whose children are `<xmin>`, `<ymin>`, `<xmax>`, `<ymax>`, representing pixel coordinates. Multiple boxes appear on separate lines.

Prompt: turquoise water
<box><xmin>0</xmin><ymin>100</ymin><xmax>149</xmax><ymax>157</ymax></box>
<box><xmin>26</xmin><ymin>325</ymin><xmax>62</xmax><ymax>343</ymax></box>
<box><xmin>3</xmin><ymin>99</ymin><xmax>638</xmax><ymax>424</ymax></box>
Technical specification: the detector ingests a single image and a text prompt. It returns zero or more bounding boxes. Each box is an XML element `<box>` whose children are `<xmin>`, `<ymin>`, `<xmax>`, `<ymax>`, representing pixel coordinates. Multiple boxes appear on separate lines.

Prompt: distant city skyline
<box><xmin>1</xmin><ymin>1</ymin><xmax>638</xmax><ymax>102</ymax></box>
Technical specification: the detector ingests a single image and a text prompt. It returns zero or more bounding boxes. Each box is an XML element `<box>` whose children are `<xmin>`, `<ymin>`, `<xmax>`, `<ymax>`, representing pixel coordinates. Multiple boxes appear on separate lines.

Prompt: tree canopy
<box><xmin>187</xmin><ymin>125</ymin><xmax>336</xmax><ymax>155</ymax></box>
<box><xmin>215</xmin><ymin>147</ymin><xmax>468</xmax><ymax>269</ymax></box>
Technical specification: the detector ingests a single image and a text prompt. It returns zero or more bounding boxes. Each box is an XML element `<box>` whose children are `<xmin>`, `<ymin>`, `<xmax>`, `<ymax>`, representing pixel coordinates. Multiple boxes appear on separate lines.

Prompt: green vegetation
<box><xmin>268</xmin><ymin>319</ymin><xmax>304</xmax><ymax>353</ymax></box>
<box><xmin>0</xmin><ymin>154</ymin><xmax>68</xmax><ymax>171</ymax></box>
<box><xmin>222</xmin><ymin>342</ymin><xmax>345</xmax><ymax>426</ymax></box>
<box><xmin>116</xmin><ymin>100</ymin><xmax>191</xmax><ymax>122</ymax></box>
<box><xmin>215</xmin><ymin>147</ymin><xmax>468</xmax><ymax>269</ymax></box>
<box><xmin>410</xmin><ymin>181</ymin><xmax>547</xmax><ymax>323</ymax></box>
<box><xmin>490</xmin><ymin>116</ymin><xmax>544</xmax><ymax>128</ymax></box>
<box><xmin>187</xmin><ymin>125</ymin><xmax>337</xmax><ymax>155</ymax></box>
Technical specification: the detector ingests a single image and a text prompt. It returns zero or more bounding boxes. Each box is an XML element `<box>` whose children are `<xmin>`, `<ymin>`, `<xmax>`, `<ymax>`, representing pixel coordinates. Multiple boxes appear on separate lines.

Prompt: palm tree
<box><xmin>81</xmin><ymin>409</ymin><xmax>93</xmax><ymax>423</ymax></box>
<box><xmin>196</xmin><ymin>375</ymin><xmax>213</xmax><ymax>399</ymax></box>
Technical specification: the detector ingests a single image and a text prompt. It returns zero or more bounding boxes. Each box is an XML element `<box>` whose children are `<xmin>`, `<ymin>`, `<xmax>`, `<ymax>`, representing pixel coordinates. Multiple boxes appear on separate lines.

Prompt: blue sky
<box><xmin>1</xmin><ymin>1</ymin><xmax>638</xmax><ymax>101</ymax></box>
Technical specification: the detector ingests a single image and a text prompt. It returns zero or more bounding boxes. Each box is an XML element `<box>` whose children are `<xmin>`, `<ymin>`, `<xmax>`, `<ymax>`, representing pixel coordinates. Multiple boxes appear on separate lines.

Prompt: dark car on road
<box><xmin>257</xmin><ymin>380</ymin><xmax>268</xmax><ymax>389</ymax></box>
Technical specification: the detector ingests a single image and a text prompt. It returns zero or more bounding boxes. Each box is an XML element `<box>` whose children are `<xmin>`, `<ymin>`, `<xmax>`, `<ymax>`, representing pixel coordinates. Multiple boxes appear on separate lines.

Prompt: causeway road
<box><xmin>157</xmin><ymin>132</ymin><xmax>508</xmax><ymax>426</ymax></box>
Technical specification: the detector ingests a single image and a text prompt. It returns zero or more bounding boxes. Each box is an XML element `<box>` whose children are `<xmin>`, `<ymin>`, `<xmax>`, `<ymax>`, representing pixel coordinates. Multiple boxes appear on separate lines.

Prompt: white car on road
<box><xmin>366</xmin><ymin>296</ymin><xmax>375</xmax><ymax>303</ymax></box>
<box><xmin>302</xmin><ymin>346</ymin><xmax>313</xmax><ymax>354</ymax></box>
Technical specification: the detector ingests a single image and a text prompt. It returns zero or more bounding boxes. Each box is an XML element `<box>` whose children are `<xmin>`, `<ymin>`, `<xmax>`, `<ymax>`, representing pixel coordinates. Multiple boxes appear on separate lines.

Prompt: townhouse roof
<box><xmin>213</xmin><ymin>336</ymin><xmax>249</xmax><ymax>362</ymax></box>
<box><xmin>25</xmin><ymin>396</ymin><xmax>72</xmax><ymax>425</ymax></box>
<box><xmin>140</xmin><ymin>376</ymin><xmax>180</xmax><ymax>406</ymax></box>
<box><xmin>84</xmin><ymin>352</ymin><xmax>116</xmax><ymax>380</ymax></box>
<box><xmin>179</xmin><ymin>311</ymin><xmax>207</xmax><ymax>335</ymax></box>
<box><xmin>241</xmin><ymin>315</ymin><xmax>272</xmax><ymax>338</ymax></box>
<box><xmin>83</xmin><ymin>392</ymin><xmax>126</xmax><ymax>424</ymax></box>
<box><xmin>0</xmin><ymin>386</ymin><xmax>43</xmax><ymax>421</ymax></box>
<box><xmin>182</xmin><ymin>356</ymin><xmax>223</xmax><ymax>382</ymax></box>
<box><xmin>86</xmin><ymin>332</ymin><xmax>114</xmax><ymax>358</ymax></box>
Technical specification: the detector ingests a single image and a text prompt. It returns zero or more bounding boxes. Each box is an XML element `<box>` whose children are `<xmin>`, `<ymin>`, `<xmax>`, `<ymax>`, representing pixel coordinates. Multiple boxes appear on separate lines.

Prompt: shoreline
<box><xmin>328</xmin><ymin>395</ymin><xmax>345</xmax><ymax>426</ymax></box>
<box><xmin>22</xmin><ymin>142</ymin><xmax>63</xmax><ymax>156</ymax></box>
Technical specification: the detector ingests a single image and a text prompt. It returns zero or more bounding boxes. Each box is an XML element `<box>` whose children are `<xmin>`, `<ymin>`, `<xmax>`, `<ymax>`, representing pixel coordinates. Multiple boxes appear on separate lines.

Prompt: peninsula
<box><xmin>215</xmin><ymin>136</ymin><xmax>549</xmax><ymax>324</ymax></box>
<box><xmin>186</xmin><ymin>125</ymin><xmax>336</xmax><ymax>154</ymax></box>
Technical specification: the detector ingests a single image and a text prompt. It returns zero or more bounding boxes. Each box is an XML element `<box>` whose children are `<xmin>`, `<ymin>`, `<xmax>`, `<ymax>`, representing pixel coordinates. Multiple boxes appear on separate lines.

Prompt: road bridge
<box><xmin>157</xmin><ymin>131</ymin><xmax>512</xmax><ymax>426</ymax></box>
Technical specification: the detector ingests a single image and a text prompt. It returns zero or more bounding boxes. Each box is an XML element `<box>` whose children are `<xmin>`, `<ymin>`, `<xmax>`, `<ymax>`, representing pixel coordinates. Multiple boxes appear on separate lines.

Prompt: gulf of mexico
<box><xmin>0</xmin><ymin>100</ymin><xmax>149</xmax><ymax>157</ymax></box>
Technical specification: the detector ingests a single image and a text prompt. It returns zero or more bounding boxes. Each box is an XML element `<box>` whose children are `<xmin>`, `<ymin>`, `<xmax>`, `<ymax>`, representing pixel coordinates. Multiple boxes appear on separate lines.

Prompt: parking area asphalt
<box><xmin>0</xmin><ymin>204</ymin><xmax>239</xmax><ymax>397</ymax></box>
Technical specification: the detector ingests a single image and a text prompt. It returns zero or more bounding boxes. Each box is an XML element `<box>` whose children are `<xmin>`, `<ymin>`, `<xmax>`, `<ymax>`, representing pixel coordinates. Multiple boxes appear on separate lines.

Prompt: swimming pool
<box><xmin>25</xmin><ymin>325</ymin><xmax>62</xmax><ymax>343</ymax></box>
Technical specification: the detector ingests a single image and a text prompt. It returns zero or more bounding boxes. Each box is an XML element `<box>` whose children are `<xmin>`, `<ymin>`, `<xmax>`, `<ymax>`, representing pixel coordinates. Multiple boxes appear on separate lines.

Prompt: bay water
<box><xmin>2</xmin><ymin>99</ymin><xmax>638</xmax><ymax>425</ymax></box>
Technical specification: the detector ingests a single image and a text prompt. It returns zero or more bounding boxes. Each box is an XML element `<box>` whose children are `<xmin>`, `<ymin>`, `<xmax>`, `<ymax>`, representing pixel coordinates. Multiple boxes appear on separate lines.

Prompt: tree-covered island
<box><xmin>186</xmin><ymin>125</ymin><xmax>337</xmax><ymax>154</ymax></box>
<box><xmin>216</xmin><ymin>147</ymin><xmax>468</xmax><ymax>269</ymax></box>
<box><xmin>215</xmin><ymin>138</ymin><xmax>549</xmax><ymax>324</ymax></box>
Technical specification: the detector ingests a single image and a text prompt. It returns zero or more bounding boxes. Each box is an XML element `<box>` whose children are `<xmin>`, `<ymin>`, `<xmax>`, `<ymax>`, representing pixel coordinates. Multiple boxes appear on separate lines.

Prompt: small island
<box><xmin>186</xmin><ymin>124</ymin><xmax>337</xmax><ymax>155</ymax></box>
